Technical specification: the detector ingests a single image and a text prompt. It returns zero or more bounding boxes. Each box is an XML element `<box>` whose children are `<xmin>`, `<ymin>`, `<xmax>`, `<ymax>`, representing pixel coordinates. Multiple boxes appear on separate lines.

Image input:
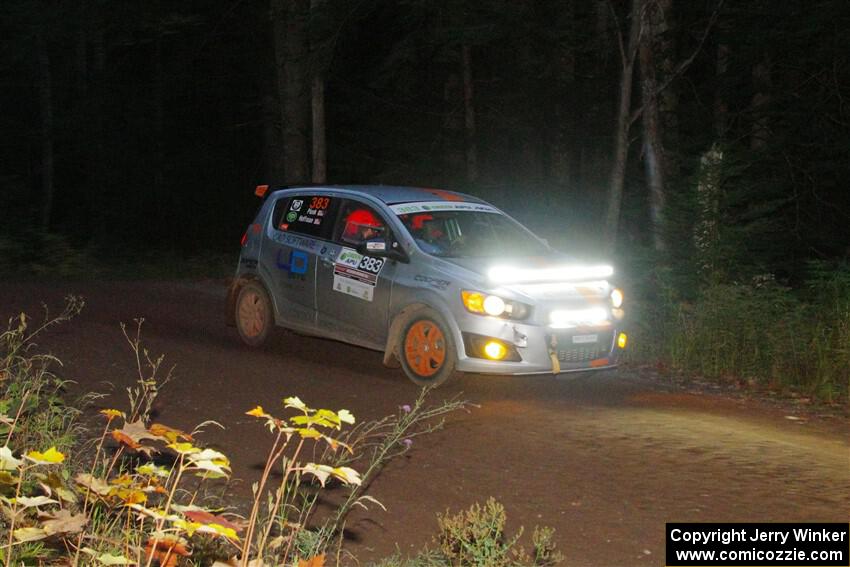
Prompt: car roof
<box><xmin>271</xmin><ymin>184</ymin><xmax>487</xmax><ymax>206</ymax></box>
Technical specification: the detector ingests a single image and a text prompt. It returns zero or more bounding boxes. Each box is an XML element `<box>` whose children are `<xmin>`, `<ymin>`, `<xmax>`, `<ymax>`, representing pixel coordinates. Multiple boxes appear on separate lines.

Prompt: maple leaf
<box><xmin>110</xmin><ymin>421</ymin><xmax>159</xmax><ymax>456</ymax></box>
<box><xmin>149</xmin><ymin>423</ymin><xmax>193</xmax><ymax>443</ymax></box>
<box><xmin>283</xmin><ymin>396</ymin><xmax>310</xmax><ymax>412</ymax></box>
<box><xmin>246</xmin><ymin>406</ymin><xmax>269</xmax><ymax>418</ymax></box>
<box><xmin>75</xmin><ymin>473</ymin><xmax>111</xmax><ymax>496</ymax></box>
<box><xmin>99</xmin><ymin>409</ymin><xmax>125</xmax><ymax>420</ymax></box>
<box><xmin>25</xmin><ymin>447</ymin><xmax>66</xmax><ymax>465</ymax></box>
<box><xmin>15</xmin><ymin>495</ymin><xmax>59</xmax><ymax>508</ymax></box>
<box><xmin>0</xmin><ymin>445</ymin><xmax>23</xmax><ymax>471</ymax></box>
<box><xmin>112</xmin><ymin>430</ymin><xmax>141</xmax><ymax>450</ymax></box>
<box><xmin>13</xmin><ymin>527</ymin><xmax>48</xmax><ymax>542</ymax></box>
<box><xmin>298</xmin><ymin>554</ymin><xmax>326</xmax><ymax>567</ymax></box>
<box><xmin>38</xmin><ymin>508</ymin><xmax>88</xmax><ymax>535</ymax></box>
<box><xmin>183</xmin><ymin>510</ymin><xmax>242</xmax><ymax>533</ymax></box>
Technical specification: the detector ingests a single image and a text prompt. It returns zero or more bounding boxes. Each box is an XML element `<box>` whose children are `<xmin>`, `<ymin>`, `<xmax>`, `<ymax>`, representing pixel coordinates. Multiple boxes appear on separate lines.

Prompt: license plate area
<box><xmin>572</xmin><ymin>334</ymin><xmax>598</xmax><ymax>344</ymax></box>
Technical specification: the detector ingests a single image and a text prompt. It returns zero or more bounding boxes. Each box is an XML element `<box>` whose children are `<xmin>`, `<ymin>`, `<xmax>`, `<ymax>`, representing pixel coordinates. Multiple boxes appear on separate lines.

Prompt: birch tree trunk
<box><xmin>639</xmin><ymin>0</ymin><xmax>666</xmax><ymax>253</ymax></box>
<box><xmin>603</xmin><ymin>0</ymin><xmax>642</xmax><ymax>250</ymax></box>
<box><xmin>37</xmin><ymin>29</ymin><xmax>55</xmax><ymax>231</ymax></box>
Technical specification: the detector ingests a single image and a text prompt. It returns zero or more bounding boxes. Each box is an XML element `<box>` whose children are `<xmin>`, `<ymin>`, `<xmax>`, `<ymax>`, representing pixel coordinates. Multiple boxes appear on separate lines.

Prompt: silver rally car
<box><xmin>227</xmin><ymin>185</ymin><xmax>627</xmax><ymax>385</ymax></box>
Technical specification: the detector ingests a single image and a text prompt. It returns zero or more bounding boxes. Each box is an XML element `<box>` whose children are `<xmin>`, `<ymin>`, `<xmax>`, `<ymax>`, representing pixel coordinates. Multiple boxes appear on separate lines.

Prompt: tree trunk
<box><xmin>550</xmin><ymin>1</ymin><xmax>576</xmax><ymax>196</ymax></box>
<box><xmin>639</xmin><ymin>0</ymin><xmax>666</xmax><ymax>253</ymax></box>
<box><xmin>603</xmin><ymin>0</ymin><xmax>642</xmax><ymax>250</ymax></box>
<box><xmin>461</xmin><ymin>44</ymin><xmax>478</xmax><ymax>183</ymax></box>
<box><xmin>272</xmin><ymin>0</ymin><xmax>310</xmax><ymax>184</ymax></box>
<box><xmin>310</xmin><ymin>0</ymin><xmax>327</xmax><ymax>184</ymax></box>
<box><xmin>311</xmin><ymin>76</ymin><xmax>326</xmax><ymax>183</ymax></box>
<box><xmin>654</xmin><ymin>0</ymin><xmax>679</xmax><ymax>181</ymax></box>
<box><xmin>713</xmin><ymin>39</ymin><xmax>730</xmax><ymax>137</ymax></box>
<box><xmin>37</xmin><ymin>29</ymin><xmax>55</xmax><ymax>231</ymax></box>
<box><xmin>750</xmin><ymin>52</ymin><xmax>771</xmax><ymax>150</ymax></box>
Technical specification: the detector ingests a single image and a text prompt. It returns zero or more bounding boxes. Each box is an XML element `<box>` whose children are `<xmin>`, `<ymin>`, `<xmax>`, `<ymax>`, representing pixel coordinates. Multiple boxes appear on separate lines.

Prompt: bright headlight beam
<box><xmin>549</xmin><ymin>308</ymin><xmax>609</xmax><ymax>328</ymax></box>
<box><xmin>611</xmin><ymin>288</ymin><xmax>624</xmax><ymax>308</ymax></box>
<box><xmin>489</xmin><ymin>265</ymin><xmax>614</xmax><ymax>284</ymax></box>
<box><xmin>482</xmin><ymin>295</ymin><xmax>506</xmax><ymax>316</ymax></box>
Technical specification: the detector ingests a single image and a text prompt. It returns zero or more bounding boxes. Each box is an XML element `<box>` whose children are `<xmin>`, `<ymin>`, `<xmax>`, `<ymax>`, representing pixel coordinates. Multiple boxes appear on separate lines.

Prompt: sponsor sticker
<box><xmin>389</xmin><ymin>201</ymin><xmax>500</xmax><ymax>215</ymax></box>
<box><xmin>333</xmin><ymin>275</ymin><xmax>374</xmax><ymax>301</ymax></box>
<box><xmin>290</xmin><ymin>199</ymin><xmax>303</xmax><ymax>211</ymax></box>
<box><xmin>286</xmin><ymin>211</ymin><xmax>297</xmax><ymax>222</ymax></box>
<box><xmin>331</xmin><ymin>247</ymin><xmax>386</xmax><ymax>301</ymax></box>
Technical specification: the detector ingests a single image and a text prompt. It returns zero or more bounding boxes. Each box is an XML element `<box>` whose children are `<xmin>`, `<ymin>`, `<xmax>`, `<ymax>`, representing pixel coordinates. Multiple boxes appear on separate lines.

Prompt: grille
<box><xmin>552</xmin><ymin>331</ymin><xmax>613</xmax><ymax>363</ymax></box>
<box><xmin>557</xmin><ymin>346</ymin><xmax>607</xmax><ymax>362</ymax></box>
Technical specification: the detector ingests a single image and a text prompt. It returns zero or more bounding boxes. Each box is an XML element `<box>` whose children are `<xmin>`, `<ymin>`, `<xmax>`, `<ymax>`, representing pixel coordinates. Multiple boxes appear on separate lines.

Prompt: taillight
<box><xmin>240</xmin><ymin>232</ymin><xmax>248</xmax><ymax>247</ymax></box>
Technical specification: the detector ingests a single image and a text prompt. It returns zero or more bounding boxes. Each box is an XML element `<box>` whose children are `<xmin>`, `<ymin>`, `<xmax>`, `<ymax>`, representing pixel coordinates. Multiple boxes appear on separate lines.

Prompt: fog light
<box><xmin>617</xmin><ymin>332</ymin><xmax>628</xmax><ymax>349</ymax></box>
<box><xmin>484</xmin><ymin>341</ymin><xmax>508</xmax><ymax>360</ymax></box>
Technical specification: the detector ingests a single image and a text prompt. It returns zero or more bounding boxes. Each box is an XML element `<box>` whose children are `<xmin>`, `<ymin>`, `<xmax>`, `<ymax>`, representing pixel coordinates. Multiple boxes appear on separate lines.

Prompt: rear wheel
<box><xmin>235</xmin><ymin>281</ymin><xmax>274</xmax><ymax>347</ymax></box>
<box><xmin>399</xmin><ymin>310</ymin><xmax>458</xmax><ymax>386</ymax></box>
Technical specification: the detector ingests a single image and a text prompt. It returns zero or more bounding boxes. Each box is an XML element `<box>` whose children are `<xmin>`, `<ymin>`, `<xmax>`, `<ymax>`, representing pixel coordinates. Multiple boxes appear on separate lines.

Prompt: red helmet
<box><xmin>344</xmin><ymin>208</ymin><xmax>382</xmax><ymax>238</ymax></box>
<box><xmin>410</xmin><ymin>213</ymin><xmax>434</xmax><ymax>230</ymax></box>
<box><xmin>346</xmin><ymin>209</ymin><xmax>381</xmax><ymax>227</ymax></box>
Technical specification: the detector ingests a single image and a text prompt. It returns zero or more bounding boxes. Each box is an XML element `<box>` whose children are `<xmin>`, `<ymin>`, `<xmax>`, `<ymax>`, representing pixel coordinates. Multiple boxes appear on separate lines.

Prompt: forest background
<box><xmin>1</xmin><ymin>0</ymin><xmax>848</xmax><ymax>400</ymax></box>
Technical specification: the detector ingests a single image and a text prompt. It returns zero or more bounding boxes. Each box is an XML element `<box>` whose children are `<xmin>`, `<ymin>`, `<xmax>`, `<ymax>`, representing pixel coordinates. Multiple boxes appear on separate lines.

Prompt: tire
<box><xmin>235</xmin><ymin>281</ymin><xmax>274</xmax><ymax>347</ymax></box>
<box><xmin>398</xmin><ymin>309</ymin><xmax>458</xmax><ymax>387</ymax></box>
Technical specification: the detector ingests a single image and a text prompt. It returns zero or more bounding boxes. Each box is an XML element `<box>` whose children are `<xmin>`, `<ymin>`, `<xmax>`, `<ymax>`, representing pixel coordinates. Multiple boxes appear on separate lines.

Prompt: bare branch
<box><xmin>606</xmin><ymin>0</ymin><xmax>627</xmax><ymax>68</ymax></box>
<box><xmin>627</xmin><ymin>0</ymin><xmax>725</xmax><ymax>128</ymax></box>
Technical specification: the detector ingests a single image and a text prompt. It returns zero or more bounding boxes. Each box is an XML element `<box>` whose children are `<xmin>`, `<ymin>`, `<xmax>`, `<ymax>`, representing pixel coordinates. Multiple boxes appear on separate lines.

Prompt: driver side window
<box><xmin>335</xmin><ymin>201</ymin><xmax>388</xmax><ymax>246</ymax></box>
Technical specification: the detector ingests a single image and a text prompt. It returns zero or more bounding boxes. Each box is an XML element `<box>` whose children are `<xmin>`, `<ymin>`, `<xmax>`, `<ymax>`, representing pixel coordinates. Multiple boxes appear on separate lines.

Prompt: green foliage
<box><xmin>0</xmin><ymin>296</ymin><xmax>86</xmax><ymax>453</ymax></box>
<box><xmin>374</xmin><ymin>498</ymin><xmax>562</xmax><ymax>567</ymax></box>
<box><xmin>629</xmin><ymin>265</ymin><xmax>850</xmax><ymax>403</ymax></box>
<box><xmin>0</xmin><ymin>231</ymin><xmax>96</xmax><ymax>280</ymax></box>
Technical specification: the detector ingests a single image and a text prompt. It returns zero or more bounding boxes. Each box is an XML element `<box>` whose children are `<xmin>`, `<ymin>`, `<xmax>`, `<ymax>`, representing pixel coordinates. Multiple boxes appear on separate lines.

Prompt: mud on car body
<box><xmin>227</xmin><ymin>185</ymin><xmax>627</xmax><ymax>386</ymax></box>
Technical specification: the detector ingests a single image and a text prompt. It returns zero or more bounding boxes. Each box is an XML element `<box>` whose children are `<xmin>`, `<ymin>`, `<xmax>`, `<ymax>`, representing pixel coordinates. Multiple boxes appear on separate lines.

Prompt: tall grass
<box><xmin>629</xmin><ymin>264</ymin><xmax>850</xmax><ymax>403</ymax></box>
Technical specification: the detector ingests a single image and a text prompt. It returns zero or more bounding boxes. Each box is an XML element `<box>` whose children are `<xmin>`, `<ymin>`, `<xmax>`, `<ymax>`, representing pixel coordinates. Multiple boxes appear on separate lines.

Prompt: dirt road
<box><xmin>3</xmin><ymin>281</ymin><xmax>848</xmax><ymax>566</ymax></box>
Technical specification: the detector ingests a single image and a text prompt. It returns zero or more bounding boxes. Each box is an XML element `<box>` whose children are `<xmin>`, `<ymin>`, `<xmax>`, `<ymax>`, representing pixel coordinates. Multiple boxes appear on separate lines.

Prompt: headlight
<box><xmin>611</xmin><ymin>288</ymin><xmax>624</xmax><ymax>308</ymax></box>
<box><xmin>482</xmin><ymin>295</ymin><xmax>506</xmax><ymax>316</ymax></box>
<box><xmin>461</xmin><ymin>290</ymin><xmax>528</xmax><ymax>319</ymax></box>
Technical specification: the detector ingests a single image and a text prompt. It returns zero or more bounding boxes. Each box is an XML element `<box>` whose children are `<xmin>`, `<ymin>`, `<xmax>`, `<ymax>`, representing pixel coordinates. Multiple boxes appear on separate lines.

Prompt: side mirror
<box><xmin>356</xmin><ymin>238</ymin><xmax>409</xmax><ymax>263</ymax></box>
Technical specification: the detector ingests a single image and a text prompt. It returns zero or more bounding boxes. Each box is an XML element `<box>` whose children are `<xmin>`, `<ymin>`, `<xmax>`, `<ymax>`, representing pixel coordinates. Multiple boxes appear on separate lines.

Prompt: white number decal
<box><xmin>358</xmin><ymin>257</ymin><xmax>385</xmax><ymax>274</ymax></box>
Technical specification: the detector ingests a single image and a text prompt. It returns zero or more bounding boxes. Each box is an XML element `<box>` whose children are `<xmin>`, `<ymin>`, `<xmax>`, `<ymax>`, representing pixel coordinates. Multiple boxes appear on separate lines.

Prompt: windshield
<box><xmin>397</xmin><ymin>209</ymin><xmax>550</xmax><ymax>258</ymax></box>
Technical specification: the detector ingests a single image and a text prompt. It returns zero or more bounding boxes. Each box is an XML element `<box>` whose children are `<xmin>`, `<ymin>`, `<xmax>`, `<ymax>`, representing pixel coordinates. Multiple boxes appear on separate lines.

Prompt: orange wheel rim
<box><xmin>238</xmin><ymin>291</ymin><xmax>265</xmax><ymax>337</ymax></box>
<box><xmin>403</xmin><ymin>320</ymin><xmax>446</xmax><ymax>377</ymax></box>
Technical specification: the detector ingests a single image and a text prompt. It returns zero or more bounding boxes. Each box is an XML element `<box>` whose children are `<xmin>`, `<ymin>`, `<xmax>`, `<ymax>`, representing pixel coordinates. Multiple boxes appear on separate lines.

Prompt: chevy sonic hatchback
<box><xmin>227</xmin><ymin>185</ymin><xmax>627</xmax><ymax>386</ymax></box>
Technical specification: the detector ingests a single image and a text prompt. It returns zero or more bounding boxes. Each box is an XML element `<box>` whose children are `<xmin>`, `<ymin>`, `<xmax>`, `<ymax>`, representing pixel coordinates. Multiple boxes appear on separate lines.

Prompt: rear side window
<box><xmin>271</xmin><ymin>194</ymin><xmax>339</xmax><ymax>239</ymax></box>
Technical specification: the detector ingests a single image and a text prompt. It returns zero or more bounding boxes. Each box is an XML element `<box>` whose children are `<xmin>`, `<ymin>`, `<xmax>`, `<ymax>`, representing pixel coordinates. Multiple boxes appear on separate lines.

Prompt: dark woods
<box><xmin>1</xmin><ymin>1</ymin><xmax>849</xmax><ymax>274</ymax></box>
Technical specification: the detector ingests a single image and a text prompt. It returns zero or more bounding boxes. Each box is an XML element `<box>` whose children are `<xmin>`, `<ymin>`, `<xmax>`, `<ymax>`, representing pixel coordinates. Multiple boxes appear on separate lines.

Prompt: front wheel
<box><xmin>398</xmin><ymin>310</ymin><xmax>458</xmax><ymax>387</ymax></box>
<box><xmin>235</xmin><ymin>281</ymin><xmax>274</xmax><ymax>347</ymax></box>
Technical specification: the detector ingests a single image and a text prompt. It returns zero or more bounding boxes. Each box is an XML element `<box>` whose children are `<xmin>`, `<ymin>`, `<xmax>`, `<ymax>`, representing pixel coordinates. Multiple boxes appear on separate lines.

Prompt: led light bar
<box><xmin>489</xmin><ymin>265</ymin><xmax>614</xmax><ymax>284</ymax></box>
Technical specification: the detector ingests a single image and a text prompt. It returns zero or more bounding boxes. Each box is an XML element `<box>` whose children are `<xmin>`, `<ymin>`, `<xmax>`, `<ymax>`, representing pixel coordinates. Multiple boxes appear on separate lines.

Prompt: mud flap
<box><xmin>548</xmin><ymin>334</ymin><xmax>561</xmax><ymax>374</ymax></box>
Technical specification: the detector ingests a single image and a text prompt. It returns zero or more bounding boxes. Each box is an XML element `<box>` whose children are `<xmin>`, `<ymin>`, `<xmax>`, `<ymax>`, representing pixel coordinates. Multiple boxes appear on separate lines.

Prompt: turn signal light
<box><xmin>617</xmin><ymin>332</ymin><xmax>628</xmax><ymax>349</ymax></box>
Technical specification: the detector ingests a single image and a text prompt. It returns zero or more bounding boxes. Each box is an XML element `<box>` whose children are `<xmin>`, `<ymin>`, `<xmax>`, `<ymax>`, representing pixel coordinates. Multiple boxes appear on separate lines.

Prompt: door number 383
<box><xmin>358</xmin><ymin>256</ymin><xmax>385</xmax><ymax>274</ymax></box>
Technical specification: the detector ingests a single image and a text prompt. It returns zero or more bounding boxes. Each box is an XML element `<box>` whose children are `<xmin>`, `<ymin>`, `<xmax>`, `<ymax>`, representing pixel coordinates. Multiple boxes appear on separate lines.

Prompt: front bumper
<box><xmin>453</xmin><ymin>314</ymin><xmax>624</xmax><ymax>375</ymax></box>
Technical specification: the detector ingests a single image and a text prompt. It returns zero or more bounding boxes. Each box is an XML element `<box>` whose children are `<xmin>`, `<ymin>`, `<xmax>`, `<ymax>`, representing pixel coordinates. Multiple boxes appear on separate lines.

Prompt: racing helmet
<box><xmin>343</xmin><ymin>208</ymin><xmax>382</xmax><ymax>240</ymax></box>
